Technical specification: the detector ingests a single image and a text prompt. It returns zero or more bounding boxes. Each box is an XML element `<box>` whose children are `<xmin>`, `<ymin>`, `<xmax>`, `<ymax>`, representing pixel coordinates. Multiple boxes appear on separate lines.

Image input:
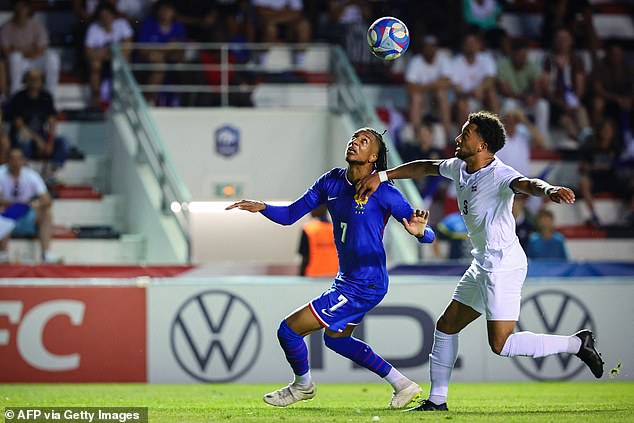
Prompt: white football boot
<box><xmin>263</xmin><ymin>382</ymin><xmax>316</xmax><ymax>407</ymax></box>
<box><xmin>388</xmin><ymin>381</ymin><xmax>423</xmax><ymax>409</ymax></box>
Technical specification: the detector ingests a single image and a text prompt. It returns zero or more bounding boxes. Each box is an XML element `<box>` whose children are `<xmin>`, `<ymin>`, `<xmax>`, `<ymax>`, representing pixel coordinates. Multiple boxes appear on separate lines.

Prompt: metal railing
<box><xmin>111</xmin><ymin>44</ymin><xmax>192</xmax><ymax>260</ymax></box>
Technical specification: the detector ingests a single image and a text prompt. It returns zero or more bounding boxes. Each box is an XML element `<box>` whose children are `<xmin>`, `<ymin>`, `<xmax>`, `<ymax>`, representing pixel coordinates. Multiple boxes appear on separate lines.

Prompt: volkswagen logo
<box><xmin>512</xmin><ymin>289</ymin><xmax>596</xmax><ymax>381</ymax></box>
<box><xmin>170</xmin><ymin>290</ymin><xmax>262</xmax><ymax>382</ymax></box>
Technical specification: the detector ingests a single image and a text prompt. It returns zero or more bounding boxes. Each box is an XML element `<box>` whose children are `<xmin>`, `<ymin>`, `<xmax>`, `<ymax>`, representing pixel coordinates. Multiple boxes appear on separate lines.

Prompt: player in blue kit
<box><xmin>226</xmin><ymin>128</ymin><xmax>435</xmax><ymax>408</ymax></box>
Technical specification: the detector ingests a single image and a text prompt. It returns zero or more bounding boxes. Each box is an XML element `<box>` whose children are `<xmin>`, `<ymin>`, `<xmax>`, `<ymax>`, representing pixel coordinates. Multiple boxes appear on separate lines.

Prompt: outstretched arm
<box><xmin>356</xmin><ymin>160</ymin><xmax>443</xmax><ymax>199</ymax></box>
<box><xmin>225</xmin><ymin>197</ymin><xmax>314</xmax><ymax>225</ymax></box>
<box><xmin>511</xmin><ymin>177</ymin><xmax>576</xmax><ymax>204</ymax></box>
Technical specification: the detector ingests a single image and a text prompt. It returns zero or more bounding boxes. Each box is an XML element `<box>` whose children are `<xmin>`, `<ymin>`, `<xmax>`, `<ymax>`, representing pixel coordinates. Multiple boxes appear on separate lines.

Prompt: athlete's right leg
<box><xmin>263</xmin><ymin>304</ymin><xmax>323</xmax><ymax>407</ymax></box>
<box><xmin>427</xmin><ymin>300</ymin><xmax>480</xmax><ymax>406</ymax></box>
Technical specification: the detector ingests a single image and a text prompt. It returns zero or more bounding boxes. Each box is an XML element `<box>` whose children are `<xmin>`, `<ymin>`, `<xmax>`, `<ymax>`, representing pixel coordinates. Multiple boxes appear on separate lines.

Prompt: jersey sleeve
<box><xmin>438</xmin><ymin>158</ymin><xmax>460</xmax><ymax>181</ymax></box>
<box><xmin>378</xmin><ymin>184</ymin><xmax>435</xmax><ymax>244</ymax></box>
<box><xmin>260</xmin><ymin>171</ymin><xmax>329</xmax><ymax>225</ymax></box>
<box><xmin>497</xmin><ymin>162</ymin><xmax>525</xmax><ymax>193</ymax></box>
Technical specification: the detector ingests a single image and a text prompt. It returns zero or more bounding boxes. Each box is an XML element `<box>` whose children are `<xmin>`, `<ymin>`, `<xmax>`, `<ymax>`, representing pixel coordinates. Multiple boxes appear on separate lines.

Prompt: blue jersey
<box><xmin>261</xmin><ymin>168</ymin><xmax>434</xmax><ymax>299</ymax></box>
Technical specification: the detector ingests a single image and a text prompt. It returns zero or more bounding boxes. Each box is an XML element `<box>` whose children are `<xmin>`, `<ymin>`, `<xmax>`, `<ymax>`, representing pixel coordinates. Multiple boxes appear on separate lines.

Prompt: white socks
<box><xmin>294</xmin><ymin>371</ymin><xmax>312</xmax><ymax>387</ymax></box>
<box><xmin>500</xmin><ymin>331</ymin><xmax>581</xmax><ymax>358</ymax></box>
<box><xmin>428</xmin><ymin>329</ymin><xmax>459</xmax><ymax>405</ymax></box>
<box><xmin>384</xmin><ymin>367</ymin><xmax>411</xmax><ymax>391</ymax></box>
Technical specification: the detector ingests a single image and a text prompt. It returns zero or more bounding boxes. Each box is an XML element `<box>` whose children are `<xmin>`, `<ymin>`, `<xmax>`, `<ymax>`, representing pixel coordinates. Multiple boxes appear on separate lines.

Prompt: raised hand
<box><xmin>547</xmin><ymin>186</ymin><xmax>576</xmax><ymax>204</ymax></box>
<box><xmin>356</xmin><ymin>173</ymin><xmax>381</xmax><ymax>200</ymax></box>
<box><xmin>402</xmin><ymin>209</ymin><xmax>430</xmax><ymax>238</ymax></box>
<box><xmin>225</xmin><ymin>199</ymin><xmax>266</xmax><ymax>212</ymax></box>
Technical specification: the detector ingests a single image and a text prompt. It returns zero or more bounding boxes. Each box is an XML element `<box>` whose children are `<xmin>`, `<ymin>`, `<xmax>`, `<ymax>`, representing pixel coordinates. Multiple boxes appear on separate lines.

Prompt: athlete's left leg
<box><xmin>323</xmin><ymin>327</ymin><xmax>423</xmax><ymax>408</ymax></box>
<box><xmin>263</xmin><ymin>304</ymin><xmax>322</xmax><ymax>407</ymax></box>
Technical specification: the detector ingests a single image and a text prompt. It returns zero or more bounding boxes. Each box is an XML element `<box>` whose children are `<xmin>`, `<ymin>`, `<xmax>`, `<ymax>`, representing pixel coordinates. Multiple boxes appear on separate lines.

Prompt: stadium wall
<box><xmin>1</xmin><ymin>277</ymin><xmax>631</xmax><ymax>383</ymax></box>
<box><xmin>151</xmin><ymin>109</ymin><xmax>341</xmax><ymax>201</ymax></box>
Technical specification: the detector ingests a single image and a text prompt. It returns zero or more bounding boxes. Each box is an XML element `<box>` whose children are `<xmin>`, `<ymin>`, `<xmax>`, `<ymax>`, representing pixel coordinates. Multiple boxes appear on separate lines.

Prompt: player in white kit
<box><xmin>356</xmin><ymin>111</ymin><xmax>604</xmax><ymax>411</ymax></box>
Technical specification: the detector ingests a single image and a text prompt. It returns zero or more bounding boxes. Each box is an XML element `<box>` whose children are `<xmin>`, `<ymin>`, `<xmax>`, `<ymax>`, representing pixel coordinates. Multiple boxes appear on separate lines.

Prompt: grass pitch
<box><xmin>1</xmin><ymin>382</ymin><xmax>633</xmax><ymax>422</ymax></box>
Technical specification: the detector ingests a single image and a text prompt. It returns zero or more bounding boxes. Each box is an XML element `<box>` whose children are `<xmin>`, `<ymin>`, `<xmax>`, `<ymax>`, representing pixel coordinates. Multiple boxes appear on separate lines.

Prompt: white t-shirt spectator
<box><xmin>85</xmin><ymin>0</ymin><xmax>149</xmax><ymax>19</ymax></box>
<box><xmin>495</xmin><ymin>124</ymin><xmax>531</xmax><ymax>177</ymax></box>
<box><xmin>85</xmin><ymin>18</ymin><xmax>133</xmax><ymax>49</ymax></box>
<box><xmin>405</xmin><ymin>53</ymin><xmax>451</xmax><ymax>86</ymax></box>
<box><xmin>450</xmin><ymin>52</ymin><xmax>496</xmax><ymax>93</ymax></box>
<box><xmin>0</xmin><ymin>165</ymin><xmax>47</xmax><ymax>204</ymax></box>
<box><xmin>252</xmin><ymin>0</ymin><xmax>303</xmax><ymax>11</ymax></box>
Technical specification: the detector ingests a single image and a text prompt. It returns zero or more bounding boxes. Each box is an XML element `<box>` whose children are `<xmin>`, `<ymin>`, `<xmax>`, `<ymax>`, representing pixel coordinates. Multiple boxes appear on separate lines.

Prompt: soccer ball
<box><xmin>367</xmin><ymin>17</ymin><xmax>410</xmax><ymax>61</ymax></box>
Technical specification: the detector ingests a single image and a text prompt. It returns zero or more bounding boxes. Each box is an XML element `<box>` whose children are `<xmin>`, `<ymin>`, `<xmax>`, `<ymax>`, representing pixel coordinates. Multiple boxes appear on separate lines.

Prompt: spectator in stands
<box><xmin>405</xmin><ymin>35</ymin><xmax>452</xmax><ymax>142</ymax></box>
<box><xmin>590</xmin><ymin>41</ymin><xmax>633</xmax><ymax>142</ymax></box>
<box><xmin>0</xmin><ymin>0</ymin><xmax>60</xmax><ymax>96</ymax></box>
<box><xmin>8</xmin><ymin>68</ymin><xmax>67</xmax><ymax>174</ymax></box>
<box><xmin>0</xmin><ymin>111</ymin><xmax>9</xmax><ymax>164</ymax></box>
<box><xmin>85</xmin><ymin>2</ymin><xmax>133</xmax><ymax>107</ymax></box>
<box><xmin>398</xmin><ymin>121</ymin><xmax>444</xmax><ymax>203</ymax></box>
<box><xmin>0</xmin><ymin>148</ymin><xmax>56</xmax><ymax>263</ymax></box>
<box><xmin>462</xmin><ymin>0</ymin><xmax>505</xmax><ymax>51</ymax></box>
<box><xmin>542</xmin><ymin>28</ymin><xmax>592</xmax><ymax>145</ymax></box>
<box><xmin>136</xmin><ymin>0</ymin><xmax>187</xmax><ymax>106</ymax></box>
<box><xmin>74</xmin><ymin>0</ymin><xmax>151</xmax><ymax>25</ymax></box>
<box><xmin>541</xmin><ymin>0</ymin><xmax>597</xmax><ymax>52</ymax></box>
<box><xmin>497</xmin><ymin>38</ymin><xmax>550</xmax><ymax>143</ymax></box>
<box><xmin>512</xmin><ymin>193</ymin><xmax>534</xmax><ymax>250</ymax></box>
<box><xmin>450</xmin><ymin>31</ymin><xmax>499</xmax><ymax>126</ymax></box>
<box><xmin>327</xmin><ymin>0</ymin><xmax>372</xmax><ymax>66</ymax></box>
<box><xmin>254</xmin><ymin>0</ymin><xmax>311</xmax><ymax>65</ymax></box>
<box><xmin>173</xmin><ymin>1</ymin><xmax>222</xmax><ymax>42</ymax></box>
<box><xmin>497</xmin><ymin>108</ymin><xmax>545</xmax><ymax>177</ymax></box>
<box><xmin>526</xmin><ymin>209</ymin><xmax>568</xmax><ymax>260</ymax></box>
<box><xmin>298</xmin><ymin>203</ymin><xmax>338</xmax><ymax>277</ymax></box>
<box><xmin>579</xmin><ymin>119</ymin><xmax>629</xmax><ymax>227</ymax></box>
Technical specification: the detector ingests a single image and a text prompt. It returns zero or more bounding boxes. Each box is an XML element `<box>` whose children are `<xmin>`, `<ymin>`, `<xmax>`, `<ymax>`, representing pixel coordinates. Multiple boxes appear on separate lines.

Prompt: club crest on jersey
<box><xmin>353</xmin><ymin>194</ymin><xmax>368</xmax><ymax>214</ymax></box>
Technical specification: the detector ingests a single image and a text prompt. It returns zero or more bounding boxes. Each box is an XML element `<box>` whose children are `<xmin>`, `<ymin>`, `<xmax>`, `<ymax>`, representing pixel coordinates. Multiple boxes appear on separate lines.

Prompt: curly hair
<box><xmin>468</xmin><ymin>111</ymin><xmax>506</xmax><ymax>153</ymax></box>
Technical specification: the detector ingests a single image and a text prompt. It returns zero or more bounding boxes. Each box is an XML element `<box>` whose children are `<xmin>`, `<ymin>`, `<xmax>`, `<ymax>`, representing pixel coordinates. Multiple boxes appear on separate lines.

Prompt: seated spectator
<box><xmin>579</xmin><ymin>119</ymin><xmax>631</xmax><ymax>227</ymax></box>
<box><xmin>173</xmin><ymin>1</ymin><xmax>221</xmax><ymax>42</ymax></box>
<box><xmin>497</xmin><ymin>108</ymin><xmax>545</xmax><ymax>177</ymax></box>
<box><xmin>0</xmin><ymin>148</ymin><xmax>57</xmax><ymax>263</ymax></box>
<box><xmin>298</xmin><ymin>204</ymin><xmax>338</xmax><ymax>277</ymax></box>
<box><xmin>527</xmin><ymin>209</ymin><xmax>568</xmax><ymax>260</ymax></box>
<box><xmin>85</xmin><ymin>2</ymin><xmax>133</xmax><ymax>107</ymax></box>
<box><xmin>451</xmin><ymin>31</ymin><xmax>499</xmax><ymax>125</ymax></box>
<box><xmin>0</xmin><ymin>111</ymin><xmax>9</xmax><ymax>164</ymax></box>
<box><xmin>8</xmin><ymin>68</ymin><xmax>67</xmax><ymax>174</ymax></box>
<box><xmin>398</xmin><ymin>121</ymin><xmax>444</xmax><ymax>202</ymax></box>
<box><xmin>541</xmin><ymin>0</ymin><xmax>597</xmax><ymax>51</ymax></box>
<box><xmin>74</xmin><ymin>0</ymin><xmax>151</xmax><ymax>25</ymax></box>
<box><xmin>136</xmin><ymin>0</ymin><xmax>186</xmax><ymax>105</ymax></box>
<box><xmin>512</xmin><ymin>193</ymin><xmax>534</xmax><ymax>250</ymax></box>
<box><xmin>497</xmin><ymin>38</ymin><xmax>550</xmax><ymax>143</ymax></box>
<box><xmin>541</xmin><ymin>28</ymin><xmax>591</xmax><ymax>144</ymax></box>
<box><xmin>327</xmin><ymin>0</ymin><xmax>372</xmax><ymax>66</ymax></box>
<box><xmin>462</xmin><ymin>0</ymin><xmax>505</xmax><ymax>50</ymax></box>
<box><xmin>0</xmin><ymin>0</ymin><xmax>60</xmax><ymax>96</ymax></box>
<box><xmin>254</xmin><ymin>0</ymin><xmax>311</xmax><ymax>65</ymax></box>
<box><xmin>590</xmin><ymin>41</ymin><xmax>633</xmax><ymax>142</ymax></box>
<box><xmin>405</xmin><ymin>35</ymin><xmax>452</xmax><ymax>141</ymax></box>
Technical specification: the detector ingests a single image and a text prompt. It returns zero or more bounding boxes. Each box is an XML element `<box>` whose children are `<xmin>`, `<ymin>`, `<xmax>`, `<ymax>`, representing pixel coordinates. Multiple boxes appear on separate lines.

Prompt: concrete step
<box><xmin>52</xmin><ymin>195</ymin><xmax>123</xmax><ymax>230</ymax></box>
<box><xmin>547</xmin><ymin>198</ymin><xmax>627</xmax><ymax>226</ymax></box>
<box><xmin>7</xmin><ymin>235</ymin><xmax>146</xmax><ymax>264</ymax></box>
<box><xmin>48</xmin><ymin>156</ymin><xmax>108</xmax><ymax>189</ymax></box>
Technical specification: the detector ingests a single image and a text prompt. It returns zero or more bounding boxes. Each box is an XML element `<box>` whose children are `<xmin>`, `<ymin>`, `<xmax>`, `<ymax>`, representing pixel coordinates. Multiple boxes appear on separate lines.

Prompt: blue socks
<box><xmin>324</xmin><ymin>333</ymin><xmax>392</xmax><ymax>377</ymax></box>
<box><xmin>277</xmin><ymin>320</ymin><xmax>310</xmax><ymax>376</ymax></box>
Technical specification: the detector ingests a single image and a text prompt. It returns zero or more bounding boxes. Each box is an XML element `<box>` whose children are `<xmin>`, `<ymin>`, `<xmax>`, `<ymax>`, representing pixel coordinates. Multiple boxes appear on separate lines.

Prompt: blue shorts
<box><xmin>12</xmin><ymin>208</ymin><xmax>37</xmax><ymax>237</ymax></box>
<box><xmin>309</xmin><ymin>287</ymin><xmax>384</xmax><ymax>333</ymax></box>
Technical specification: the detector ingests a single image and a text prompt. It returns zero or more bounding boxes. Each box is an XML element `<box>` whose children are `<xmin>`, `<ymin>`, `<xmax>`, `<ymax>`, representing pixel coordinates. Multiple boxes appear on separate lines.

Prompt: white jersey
<box><xmin>0</xmin><ymin>165</ymin><xmax>47</xmax><ymax>204</ymax></box>
<box><xmin>439</xmin><ymin>157</ymin><xmax>527</xmax><ymax>271</ymax></box>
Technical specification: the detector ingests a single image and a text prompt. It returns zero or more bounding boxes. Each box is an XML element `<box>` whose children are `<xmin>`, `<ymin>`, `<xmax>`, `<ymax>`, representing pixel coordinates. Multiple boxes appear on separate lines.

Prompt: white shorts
<box><xmin>452</xmin><ymin>262</ymin><xmax>527</xmax><ymax>321</ymax></box>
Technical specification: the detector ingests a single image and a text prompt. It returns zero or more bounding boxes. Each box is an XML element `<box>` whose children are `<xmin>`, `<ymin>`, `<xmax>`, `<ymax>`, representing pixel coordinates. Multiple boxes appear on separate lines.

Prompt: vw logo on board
<box><xmin>513</xmin><ymin>289</ymin><xmax>596</xmax><ymax>381</ymax></box>
<box><xmin>170</xmin><ymin>290</ymin><xmax>262</xmax><ymax>382</ymax></box>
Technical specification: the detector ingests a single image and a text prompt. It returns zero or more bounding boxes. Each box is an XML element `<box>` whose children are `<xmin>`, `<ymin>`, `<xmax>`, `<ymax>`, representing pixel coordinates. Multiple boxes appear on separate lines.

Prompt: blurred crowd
<box><xmin>0</xmin><ymin>0</ymin><xmax>631</xmax><ymax>247</ymax></box>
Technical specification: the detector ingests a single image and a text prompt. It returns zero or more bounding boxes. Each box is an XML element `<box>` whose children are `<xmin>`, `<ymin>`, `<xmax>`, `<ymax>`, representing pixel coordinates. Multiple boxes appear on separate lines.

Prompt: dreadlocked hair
<box><xmin>360</xmin><ymin>127</ymin><xmax>389</xmax><ymax>171</ymax></box>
